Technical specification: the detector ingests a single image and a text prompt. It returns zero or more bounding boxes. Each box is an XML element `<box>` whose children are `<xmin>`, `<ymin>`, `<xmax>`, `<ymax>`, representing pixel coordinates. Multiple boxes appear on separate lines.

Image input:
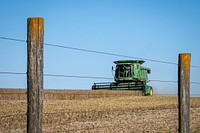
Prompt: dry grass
<box><xmin>1</xmin><ymin>89</ymin><xmax>200</xmax><ymax>132</ymax></box>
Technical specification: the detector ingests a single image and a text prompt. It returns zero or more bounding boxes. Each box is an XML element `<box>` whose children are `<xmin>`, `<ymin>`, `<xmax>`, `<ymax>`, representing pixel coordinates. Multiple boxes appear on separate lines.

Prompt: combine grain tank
<box><xmin>92</xmin><ymin>60</ymin><xmax>153</xmax><ymax>96</ymax></box>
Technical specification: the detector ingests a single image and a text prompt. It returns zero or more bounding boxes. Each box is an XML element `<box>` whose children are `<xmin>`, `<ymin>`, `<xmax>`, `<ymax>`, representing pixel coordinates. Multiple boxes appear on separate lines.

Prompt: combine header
<box><xmin>92</xmin><ymin>60</ymin><xmax>153</xmax><ymax>96</ymax></box>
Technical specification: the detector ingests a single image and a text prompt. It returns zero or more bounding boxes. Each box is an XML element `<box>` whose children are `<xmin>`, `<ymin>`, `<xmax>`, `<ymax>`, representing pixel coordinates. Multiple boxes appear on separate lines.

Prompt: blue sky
<box><xmin>0</xmin><ymin>0</ymin><xmax>200</xmax><ymax>94</ymax></box>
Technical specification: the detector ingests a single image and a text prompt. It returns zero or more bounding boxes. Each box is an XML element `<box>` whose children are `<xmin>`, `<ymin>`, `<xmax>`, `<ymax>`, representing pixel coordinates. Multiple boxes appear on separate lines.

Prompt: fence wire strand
<box><xmin>44</xmin><ymin>43</ymin><xmax>178</xmax><ymax>65</ymax></box>
<box><xmin>1</xmin><ymin>36</ymin><xmax>200</xmax><ymax>68</ymax></box>
<box><xmin>0</xmin><ymin>71</ymin><xmax>200</xmax><ymax>85</ymax></box>
<box><xmin>0</xmin><ymin>71</ymin><xmax>26</xmax><ymax>75</ymax></box>
<box><xmin>44</xmin><ymin>73</ymin><xmax>113</xmax><ymax>80</ymax></box>
<box><xmin>0</xmin><ymin>37</ymin><xmax>26</xmax><ymax>43</ymax></box>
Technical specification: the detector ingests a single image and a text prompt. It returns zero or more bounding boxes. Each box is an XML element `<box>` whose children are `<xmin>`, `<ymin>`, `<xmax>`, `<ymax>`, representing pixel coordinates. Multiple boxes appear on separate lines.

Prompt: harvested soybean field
<box><xmin>0</xmin><ymin>89</ymin><xmax>200</xmax><ymax>132</ymax></box>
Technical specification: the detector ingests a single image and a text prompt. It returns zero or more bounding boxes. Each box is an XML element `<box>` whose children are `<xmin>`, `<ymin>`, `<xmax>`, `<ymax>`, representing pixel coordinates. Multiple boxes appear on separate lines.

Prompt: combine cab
<box><xmin>92</xmin><ymin>60</ymin><xmax>153</xmax><ymax>96</ymax></box>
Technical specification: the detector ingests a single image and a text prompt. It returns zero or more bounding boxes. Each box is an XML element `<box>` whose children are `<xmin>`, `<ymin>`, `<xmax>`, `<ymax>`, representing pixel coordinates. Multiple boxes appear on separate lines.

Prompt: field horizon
<box><xmin>1</xmin><ymin>88</ymin><xmax>200</xmax><ymax>97</ymax></box>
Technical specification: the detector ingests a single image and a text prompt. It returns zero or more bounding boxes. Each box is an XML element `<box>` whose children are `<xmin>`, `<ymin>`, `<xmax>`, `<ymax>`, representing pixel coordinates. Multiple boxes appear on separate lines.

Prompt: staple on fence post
<box><xmin>178</xmin><ymin>53</ymin><xmax>191</xmax><ymax>133</ymax></box>
<box><xmin>27</xmin><ymin>17</ymin><xmax>44</xmax><ymax>133</ymax></box>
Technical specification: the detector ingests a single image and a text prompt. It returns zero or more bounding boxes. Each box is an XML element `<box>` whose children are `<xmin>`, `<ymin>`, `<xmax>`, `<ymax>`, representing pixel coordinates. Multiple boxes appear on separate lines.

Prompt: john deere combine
<box><xmin>92</xmin><ymin>60</ymin><xmax>153</xmax><ymax>96</ymax></box>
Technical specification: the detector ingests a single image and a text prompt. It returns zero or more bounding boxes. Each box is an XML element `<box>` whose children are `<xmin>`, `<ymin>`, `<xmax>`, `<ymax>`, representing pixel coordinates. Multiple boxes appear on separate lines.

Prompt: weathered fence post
<box><xmin>27</xmin><ymin>17</ymin><xmax>44</xmax><ymax>133</ymax></box>
<box><xmin>178</xmin><ymin>53</ymin><xmax>191</xmax><ymax>133</ymax></box>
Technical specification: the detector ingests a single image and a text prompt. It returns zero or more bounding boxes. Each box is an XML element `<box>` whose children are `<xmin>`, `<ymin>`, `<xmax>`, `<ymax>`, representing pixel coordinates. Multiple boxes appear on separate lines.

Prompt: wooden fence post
<box><xmin>178</xmin><ymin>53</ymin><xmax>191</xmax><ymax>133</ymax></box>
<box><xmin>27</xmin><ymin>17</ymin><xmax>44</xmax><ymax>133</ymax></box>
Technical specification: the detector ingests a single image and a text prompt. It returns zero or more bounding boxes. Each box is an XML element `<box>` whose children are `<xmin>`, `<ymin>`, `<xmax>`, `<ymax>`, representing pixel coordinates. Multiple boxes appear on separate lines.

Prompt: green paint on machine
<box><xmin>92</xmin><ymin>60</ymin><xmax>153</xmax><ymax>96</ymax></box>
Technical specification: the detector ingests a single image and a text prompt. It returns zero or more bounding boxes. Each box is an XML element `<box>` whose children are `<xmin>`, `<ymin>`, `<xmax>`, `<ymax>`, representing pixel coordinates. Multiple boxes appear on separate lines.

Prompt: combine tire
<box><xmin>149</xmin><ymin>87</ymin><xmax>153</xmax><ymax>96</ymax></box>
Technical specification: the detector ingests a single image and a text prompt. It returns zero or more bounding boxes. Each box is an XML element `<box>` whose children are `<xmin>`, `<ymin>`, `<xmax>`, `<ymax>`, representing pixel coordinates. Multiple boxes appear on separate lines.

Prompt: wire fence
<box><xmin>1</xmin><ymin>36</ymin><xmax>200</xmax><ymax>132</ymax></box>
<box><xmin>1</xmin><ymin>70</ymin><xmax>200</xmax><ymax>85</ymax></box>
<box><xmin>1</xmin><ymin>36</ymin><xmax>200</xmax><ymax>68</ymax></box>
<box><xmin>0</xmin><ymin>36</ymin><xmax>200</xmax><ymax>86</ymax></box>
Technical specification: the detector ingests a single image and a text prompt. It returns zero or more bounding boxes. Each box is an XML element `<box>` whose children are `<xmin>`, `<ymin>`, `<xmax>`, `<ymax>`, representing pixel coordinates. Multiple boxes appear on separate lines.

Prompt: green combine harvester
<box><xmin>92</xmin><ymin>60</ymin><xmax>153</xmax><ymax>96</ymax></box>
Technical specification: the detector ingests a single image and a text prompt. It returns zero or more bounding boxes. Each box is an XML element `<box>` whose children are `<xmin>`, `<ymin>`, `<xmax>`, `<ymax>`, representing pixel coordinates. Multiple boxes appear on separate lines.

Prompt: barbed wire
<box><xmin>0</xmin><ymin>71</ymin><xmax>26</xmax><ymax>75</ymax></box>
<box><xmin>44</xmin><ymin>73</ymin><xmax>113</xmax><ymax>80</ymax></box>
<box><xmin>44</xmin><ymin>43</ymin><xmax>200</xmax><ymax>68</ymax></box>
<box><xmin>1</xmin><ymin>36</ymin><xmax>200</xmax><ymax>68</ymax></box>
<box><xmin>191</xmin><ymin>82</ymin><xmax>200</xmax><ymax>85</ymax></box>
<box><xmin>0</xmin><ymin>37</ymin><xmax>26</xmax><ymax>43</ymax></box>
<box><xmin>0</xmin><ymin>71</ymin><xmax>200</xmax><ymax>85</ymax></box>
<box><xmin>1</xmin><ymin>37</ymin><xmax>199</xmax><ymax>132</ymax></box>
<box><xmin>44</xmin><ymin>42</ymin><xmax>178</xmax><ymax>66</ymax></box>
<box><xmin>0</xmin><ymin>71</ymin><xmax>113</xmax><ymax>80</ymax></box>
<box><xmin>0</xmin><ymin>36</ymin><xmax>200</xmax><ymax>85</ymax></box>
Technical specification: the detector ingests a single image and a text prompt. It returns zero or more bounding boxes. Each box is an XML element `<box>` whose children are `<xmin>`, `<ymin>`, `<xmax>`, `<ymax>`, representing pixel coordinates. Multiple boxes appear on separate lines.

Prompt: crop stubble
<box><xmin>0</xmin><ymin>89</ymin><xmax>200</xmax><ymax>132</ymax></box>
